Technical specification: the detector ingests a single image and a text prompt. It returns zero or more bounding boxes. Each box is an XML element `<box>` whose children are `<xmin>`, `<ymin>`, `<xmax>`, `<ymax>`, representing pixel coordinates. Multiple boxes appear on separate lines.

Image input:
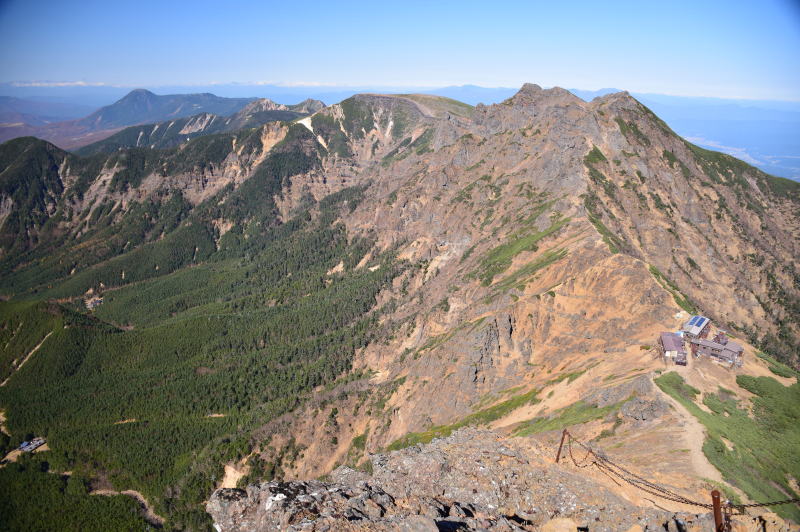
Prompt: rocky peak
<box><xmin>290</xmin><ymin>98</ymin><xmax>326</xmax><ymax>114</ymax></box>
<box><xmin>119</xmin><ymin>88</ymin><xmax>157</xmax><ymax>102</ymax></box>
<box><xmin>471</xmin><ymin>82</ymin><xmax>593</xmax><ymax>134</ymax></box>
<box><xmin>589</xmin><ymin>89</ymin><xmax>642</xmax><ymax>113</ymax></box>
<box><xmin>505</xmin><ymin>83</ymin><xmax>585</xmax><ymax>109</ymax></box>
<box><xmin>240</xmin><ymin>98</ymin><xmax>289</xmax><ymax>113</ymax></box>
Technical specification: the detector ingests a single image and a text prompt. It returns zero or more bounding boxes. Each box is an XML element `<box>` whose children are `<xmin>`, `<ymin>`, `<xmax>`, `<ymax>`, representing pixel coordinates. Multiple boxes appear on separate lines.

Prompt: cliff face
<box><xmin>233</xmin><ymin>85</ymin><xmax>798</xmax><ymax>485</ymax></box>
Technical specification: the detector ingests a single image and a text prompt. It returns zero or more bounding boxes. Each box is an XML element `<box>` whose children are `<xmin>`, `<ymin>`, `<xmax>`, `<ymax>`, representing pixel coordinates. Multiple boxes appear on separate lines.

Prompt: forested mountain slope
<box><xmin>0</xmin><ymin>84</ymin><xmax>798</xmax><ymax>530</ymax></box>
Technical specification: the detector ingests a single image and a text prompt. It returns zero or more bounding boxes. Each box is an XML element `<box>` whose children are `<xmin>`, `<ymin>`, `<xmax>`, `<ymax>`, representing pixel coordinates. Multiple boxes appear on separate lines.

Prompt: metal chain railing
<box><xmin>562</xmin><ymin>429</ymin><xmax>712</xmax><ymax>508</ymax></box>
<box><xmin>554</xmin><ymin>428</ymin><xmax>800</xmax><ymax>530</ymax></box>
<box><xmin>728</xmin><ymin>498</ymin><xmax>800</xmax><ymax>509</ymax></box>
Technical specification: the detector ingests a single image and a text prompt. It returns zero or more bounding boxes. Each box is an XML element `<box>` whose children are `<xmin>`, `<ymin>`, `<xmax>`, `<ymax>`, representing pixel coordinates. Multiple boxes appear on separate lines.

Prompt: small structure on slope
<box><xmin>85</xmin><ymin>296</ymin><xmax>103</xmax><ymax>310</ymax></box>
<box><xmin>659</xmin><ymin>332</ymin><xmax>687</xmax><ymax>366</ymax></box>
<box><xmin>19</xmin><ymin>437</ymin><xmax>45</xmax><ymax>452</ymax></box>
<box><xmin>690</xmin><ymin>337</ymin><xmax>744</xmax><ymax>367</ymax></box>
<box><xmin>681</xmin><ymin>315</ymin><xmax>711</xmax><ymax>340</ymax></box>
<box><xmin>83</xmin><ymin>287</ymin><xmax>103</xmax><ymax>310</ymax></box>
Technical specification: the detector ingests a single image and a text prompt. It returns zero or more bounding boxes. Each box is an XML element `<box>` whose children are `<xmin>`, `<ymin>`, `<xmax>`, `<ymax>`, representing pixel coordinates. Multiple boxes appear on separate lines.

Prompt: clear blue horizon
<box><xmin>1</xmin><ymin>0</ymin><xmax>799</xmax><ymax>100</ymax></box>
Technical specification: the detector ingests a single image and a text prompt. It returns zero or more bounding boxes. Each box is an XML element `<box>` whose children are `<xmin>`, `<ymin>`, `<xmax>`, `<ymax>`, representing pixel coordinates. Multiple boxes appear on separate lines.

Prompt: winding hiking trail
<box><xmin>1</xmin><ymin>330</ymin><xmax>54</xmax><ymax>387</ymax></box>
<box><xmin>657</xmin><ymin>390</ymin><xmax>724</xmax><ymax>484</ymax></box>
<box><xmin>91</xmin><ymin>489</ymin><xmax>165</xmax><ymax>527</ymax></box>
<box><xmin>2</xmin><ymin>407</ymin><xmax>164</xmax><ymax>527</ymax></box>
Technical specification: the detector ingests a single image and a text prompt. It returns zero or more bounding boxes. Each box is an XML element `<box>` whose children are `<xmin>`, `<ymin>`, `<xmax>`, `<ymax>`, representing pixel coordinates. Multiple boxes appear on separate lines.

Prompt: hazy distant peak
<box><xmin>120</xmin><ymin>88</ymin><xmax>157</xmax><ymax>100</ymax></box>
<box><xmin>506</xmin><ymin>83</ymin><xmax>584</xmax><ymax>107</ymax></box>
<box><xmin>240</xmin><ymin>98</ymin><xmax>288</xmax><ymax>113</ymax></box>
<box><xmin>289</xmin><ymin>98</ymin><xmax>325</xmax><ymax>114</ymax></box>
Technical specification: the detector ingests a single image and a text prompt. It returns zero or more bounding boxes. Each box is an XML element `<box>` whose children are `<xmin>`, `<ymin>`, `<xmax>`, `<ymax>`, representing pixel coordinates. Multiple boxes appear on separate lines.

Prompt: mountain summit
<box><xmin>77</xmin><ymin>89</ymin><xmax>256</xmax><ymax>129</ymax></box>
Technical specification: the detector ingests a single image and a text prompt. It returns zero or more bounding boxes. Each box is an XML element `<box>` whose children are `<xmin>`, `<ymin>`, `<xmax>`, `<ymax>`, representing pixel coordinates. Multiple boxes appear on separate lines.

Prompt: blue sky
<box><xmin>1</xmin><ymin>0</ymin><xmax>799</xmax><ymax>100</ymax></box>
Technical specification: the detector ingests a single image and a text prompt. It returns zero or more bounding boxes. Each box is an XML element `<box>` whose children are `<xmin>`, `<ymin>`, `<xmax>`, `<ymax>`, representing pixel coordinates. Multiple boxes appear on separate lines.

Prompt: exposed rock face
<box><xmin>208</xmin><ymin>429</ymin><xmax>788</xmax><ymax>531</ymax></box>
<box><xmin>289</xmin><ymin>98</ymin><xmax>326</xmax><ymax>114</ymax></box>
<box><xmin>248</xmin><ymin>84</ymin><xmax>798</xmax><ymax>485</ymax></box>
<box><xmin>239</xmin><ymin>98</ymin><xmax>290</xmax><ymax>113</ymax></box>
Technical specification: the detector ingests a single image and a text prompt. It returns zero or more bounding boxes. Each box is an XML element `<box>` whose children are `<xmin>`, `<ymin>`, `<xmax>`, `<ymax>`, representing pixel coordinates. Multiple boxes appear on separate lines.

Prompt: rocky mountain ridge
<box><xmin>75</xmin><ymin>97</ymin><xmax>325</xmax><ymax>155</ymax></box>
<box><xmin>0</xmin><ymin>83</ymin><xmax>798</xmax><ymax>529</ymax></box>
<box><xmin>201</xmin><ymin>84</ymin><xmax>798</xmax><ymax>523</ymax></box>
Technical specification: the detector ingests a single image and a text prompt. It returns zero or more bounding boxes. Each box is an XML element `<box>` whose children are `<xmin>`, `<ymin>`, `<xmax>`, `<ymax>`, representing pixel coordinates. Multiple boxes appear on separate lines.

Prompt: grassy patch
<box><xmin>490</xmin><ymin>248</ymin><xmax>568</xmax><ymax>293</ymax></box>
<box><xmin>649</xmin><ymin>265</ymin><xmax>697</xmax><ymax>314</ymax></box>
<box><xmin>452</xmin><ymin>180</ymin><xmax>479</xmax><ymax>204</ymax></box>
<box><xmin>662</xmin><ymin>149</ymin><xmax>692</xmax><ymax>179</ymax></box>
<box><xmin>655</xmin><ymin>372</ymin><xmax>800</xmax><ymax>521</ymax></box>
<box><xmin>596</xmin><ymin>415</ymin><xmax>623</xmax><ymax>440</ymax></box>
<box><xmin>460</xmin><ymin>244</ymin><xmax>477</xmax><ymax>264</ymax></box>
<box><xmin>655</xmin><ymin>371</ymin><xmax>700</xmax><ymax>402</ymax></box>
<box><xmin>387</xmin><ymin>387</ymin><xmax>540</xmax><ymax>451</ymax></box>
<box><xmin>584</xmin><ymin>149</ymin><xmax>617</xmax><ymax>199</ymax></box>
<box><xmin>351</xmin><ymin>432</ymin><xmax>367</xmax><ymax>451</ymax></box>
<box><xmin>476</xmin><ymin>213</ymin><xmax>568</xmax><ymax>286</ymax></box>
<box><xmin>410</xmin><ymin>128</ymin><xmax>435</xmax><ymax>155</ymax></box>
<box><xmin>546</xmin><ymin>368</ymin><xmax>589</xmax><ymax>386</ymax></box>
<box><xmin>614</xmin><ymin>118</ymin><xmax>651</xmax><ymax>146</ymax></box>
<box><xmin>465</xmin><ymin>159</ymin><xmax>485</xmax><ymax>171</ymax></box>
<box><xmin>514</xmin><ymin>398</ymin><xmax>625</xmax><ymax>437</ymax></box>
<box><xmin>585</xmin><ymin>145</ymin><xmax>607</xmax><ymax>165</ymax></box>
<box><xmin>756</xmin><ymin>352</ymin><xmax>798</xmax><ymax>380</ymax></box>
<box><xmin>586</xmin><ymin>211</ymin><xmax>622</xmax><ymax>253</ymax></box>
<box><xmin>380</xmin><ymin>137</ymin><xmax>412</xmax><ymax>166</ymax></box>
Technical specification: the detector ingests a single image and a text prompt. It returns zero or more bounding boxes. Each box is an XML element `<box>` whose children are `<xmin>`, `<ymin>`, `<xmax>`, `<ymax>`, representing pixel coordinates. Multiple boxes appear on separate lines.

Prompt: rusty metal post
<box><xmin>711</xmin><ymin>490</ymin><xmax>724</xmax><ymax>532</ymax></box>
<box><xmin>555</xmin><ymin>429</ymin><xmax>568</xmax><ymax>463</ymax></box>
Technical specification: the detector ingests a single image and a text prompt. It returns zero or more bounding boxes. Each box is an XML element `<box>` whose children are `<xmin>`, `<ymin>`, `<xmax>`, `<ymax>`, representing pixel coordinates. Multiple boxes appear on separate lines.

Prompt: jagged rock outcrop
<box><xmin>208</xmin><ymin>429</ymin><xmax>790</xmax><ymax>531</ymax></box>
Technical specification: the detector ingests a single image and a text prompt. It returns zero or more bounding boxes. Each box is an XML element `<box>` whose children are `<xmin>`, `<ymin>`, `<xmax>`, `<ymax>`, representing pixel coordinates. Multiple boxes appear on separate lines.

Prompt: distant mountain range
<box><xmin>0</xmin><ymin>96</ymin><xmax>96</xmax><ymax>123</ymax></box>
<box><xmin>0</xmin><ymin>90</ymin><xmax>264</xmax><ymax>149</ymax></box>
<box><xmin>1</xmin><ymin>83</ymin><xmax>798</xmax><ymax>179</ymax></box>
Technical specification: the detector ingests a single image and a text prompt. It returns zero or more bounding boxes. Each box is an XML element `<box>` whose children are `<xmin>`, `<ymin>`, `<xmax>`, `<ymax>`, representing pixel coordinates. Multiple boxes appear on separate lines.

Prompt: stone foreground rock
<box><xmin>208</xmin><ymin>428</ymin><xmax>792</xmax><ymax>531</ymax></box>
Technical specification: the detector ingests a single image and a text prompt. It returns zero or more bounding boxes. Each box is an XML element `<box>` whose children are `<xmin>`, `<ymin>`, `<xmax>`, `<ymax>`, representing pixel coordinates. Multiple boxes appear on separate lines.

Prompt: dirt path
<box><xmin>1</xmin><ymin>330</ymin><xmax>54</xmax><ymax>387</ymax></box>
<box><xmin>657</xmin><ymin>391</ymin><xmax>723</xmax><ymax>483</ymax></box>
<box><xmin>0</xmin><ymin>410</ymin><xmax>9</xmax><ymax>436</ymax></box>
<box><xmin>0</xmin><ymin>409</ymin><xmax>18</xmax><ymax>466</ymax></box>
<box><xmin>91</xmin><ymin>489</ymin><xmax>164</xmax><ymax>527</ymax></box>
<box><xmin>218</xmin><ymin>464</ymin><xmax>246</xmax><ymax>489</ymax></box>
<box><xmin>1</xmin><ymin>404</ymin><xmax>163</xmax><ymax>526</ymax></box>
<box><xmin>2</xmin><ymin>448</ymin><xmax>22</xmax><ymax>465</ymax></box>
<box><xmin>1</xmin><ymin>441</ymin><xmax>48</xmax><ymax>467</ymax></box>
